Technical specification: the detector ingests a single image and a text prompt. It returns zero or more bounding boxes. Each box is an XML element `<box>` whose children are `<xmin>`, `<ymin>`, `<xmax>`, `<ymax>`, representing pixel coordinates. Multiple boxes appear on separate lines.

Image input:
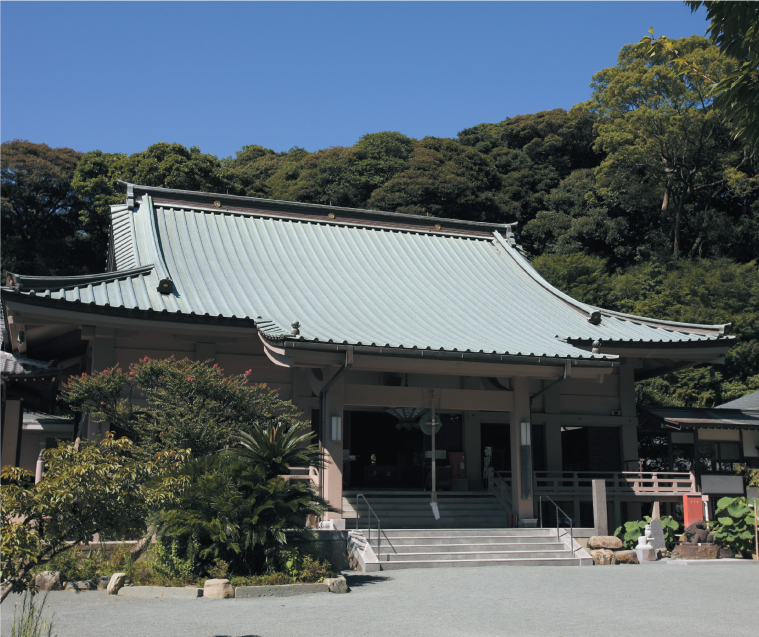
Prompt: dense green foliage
<box><xmin>2</xmin><ymin>27</ymin><xmax>758</xmax><ymax>408</ymax></box>
<box><xmin>614</xmin><ymin>516</ymin><xmax>681</xmax><ymax>550</ymax></box>
<box><xmin>62</xmin><ymin>358</ymin><xmax>304</xmax><ymax>460</ymax></box>
<box><xmin>709</xmin><ymin>496</ymin><xmax>758</xmax><ymax>556</ymax></box>
<box><xmin>0</xmin><ymin>434</ymin><xmax>188</xmax><ymax>602</ymax></box>
<box><xmin>149</xmin><ymin>455</ymin><xmax>327</xmax><ymax>578</ymax></box>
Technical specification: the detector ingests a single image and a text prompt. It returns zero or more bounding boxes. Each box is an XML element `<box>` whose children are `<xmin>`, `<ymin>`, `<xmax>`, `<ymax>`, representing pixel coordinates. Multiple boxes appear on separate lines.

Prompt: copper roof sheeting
<box><xmin>3</xmin><ymin>184</ymin><xmax>732</xmax><ymax>361</ymax></box>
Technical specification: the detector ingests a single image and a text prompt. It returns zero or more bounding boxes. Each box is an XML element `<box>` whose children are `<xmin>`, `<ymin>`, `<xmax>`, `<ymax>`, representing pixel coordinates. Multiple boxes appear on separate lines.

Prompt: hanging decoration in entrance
<box><xmin>386</xmin><ymin>407</ymin><xmax>428</xmax><ymax>430</ymax></box>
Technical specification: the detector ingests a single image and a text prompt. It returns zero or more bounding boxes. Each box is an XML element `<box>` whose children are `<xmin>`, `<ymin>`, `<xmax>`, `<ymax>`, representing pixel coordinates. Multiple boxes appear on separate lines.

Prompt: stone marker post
<box><xmin>649</xmin><ymin>518</ymin><xmax>666</xmax><ymax>551</ymax></box>
<box><xmin>592</xmin><ymin>479</ymin><xmax>608</xmax><ymax>535</ymax></box>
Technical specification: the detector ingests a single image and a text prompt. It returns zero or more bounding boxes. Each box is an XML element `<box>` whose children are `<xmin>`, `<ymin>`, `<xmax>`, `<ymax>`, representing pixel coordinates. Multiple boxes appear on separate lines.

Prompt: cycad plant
<box><xmin>230</xmin><ymin>419</ymin><xmax>324</xmax><ymax>480</ymax></box>
<box><xmin>149</xmin><ymin>454</ymin><xmax>328</xmax><ymax>576</ymax></box>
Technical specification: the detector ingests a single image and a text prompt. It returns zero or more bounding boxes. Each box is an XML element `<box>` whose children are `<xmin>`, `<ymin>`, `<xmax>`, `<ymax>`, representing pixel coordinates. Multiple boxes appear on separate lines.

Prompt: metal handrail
<box><xmin>355</xmin><ymin>494</ymin><xmax>382</xmax><ymax>557</ymax></box>
<box><xmin>539</xmin><ymin>495</ymin><xmax>574</xmax><ymax>551</ymax></box>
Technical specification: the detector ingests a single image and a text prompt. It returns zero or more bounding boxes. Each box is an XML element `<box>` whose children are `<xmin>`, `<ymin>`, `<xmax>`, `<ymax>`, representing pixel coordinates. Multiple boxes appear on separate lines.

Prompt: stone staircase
<box><xmin>342</xmin><ymin>492</ymin><xmax>591</xmax><ymax>569</ymax></box>
<box><xmin>342</xmin><ymin>492</ymin><xmax>510</xmax><ymax>529</ymax></box>
<box><xmin>351</xmin><ymin>527</ymin><xmax>590</xmax><ymax>570</ymax></box>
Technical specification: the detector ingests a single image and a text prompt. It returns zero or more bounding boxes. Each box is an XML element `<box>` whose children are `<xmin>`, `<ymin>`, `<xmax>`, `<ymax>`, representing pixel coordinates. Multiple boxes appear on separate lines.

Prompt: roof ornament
<box><xmin>156</xmin><ymin>277</ymin><xmax>174</xmax><ymax>295</ymax></box>
<box><xmin>291</xmin><ymin>320</ymin><xmax>300</xmax><ymax>336</ymax></box>
<box><xmin>588</xmin><ymin>311</ymin><xmax>602</xmax><ymax>325</ymax></box>
<box><xmin>592</xmin><ymin>339</ymin><xmax>602</xmax><ymax>354</ymax></box>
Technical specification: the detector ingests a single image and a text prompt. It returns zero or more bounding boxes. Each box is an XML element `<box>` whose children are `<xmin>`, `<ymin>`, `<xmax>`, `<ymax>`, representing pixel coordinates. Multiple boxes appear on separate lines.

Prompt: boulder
<box><xmin>323</xmin><ymin>576</ymin><xmax>349</xmax><ymax>594</ymax></box>
<box><xmin>66</xmin><ymin>580</ymin><xmax>96</xmax><ymax>592</ymax></box>
<box><xmin>587</xmin><ymin>536</ymin><xmax>623</xmax><ymax>550</ymax></box>
<box><xmin>589</xmin><ymin>549</ymin><xmax>617</xmax><ymax>565</ymax></box>
<box><xmin>204</xmin><ymin>578</ymin><xmax>234</xmax><ymax>599</ymax></box>
<box><xmin>107</xmin><ymin>573</ymin><xmax>127</xmax><ymax>595</ymax></box>
<box><xmin>97</xmin><ymin>576</ymin><xmax>110</xmax><ymax>590</ymax></box>
<box><xmin>35</xmin><ymin>571</ymin><xmax>62</xmax><ymax>592</ymax></box>
<box><xmin>615</xmin><ymin>550</ymin><xmax>640</xmax><ymax>564</ymax></box>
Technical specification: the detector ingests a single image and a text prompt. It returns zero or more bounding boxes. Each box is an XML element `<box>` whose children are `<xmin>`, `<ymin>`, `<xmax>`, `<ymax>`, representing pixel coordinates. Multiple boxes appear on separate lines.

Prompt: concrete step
<box><xmin>358</xmin><ymin>528</ymin><xmax>556</xmax><ymax>538</ymax></box>
<box><xmin>367</xmin><ymin>536</ymin><xmax>561</xmax><ymax>547</ymax></box>
<box><xmin>377</xmin><ymin>543</ymin><xmax>568</xmax><ymax>554</ymax></box>
<box><xmin>378</xmin><ymin>557</ymin><xmax>583</xmax><ymax>570</ymax></box>
<box><xmin>381</xmin><ymin>550</ymin><xmax>573</xmax><ymax>561</ymax></box>
<box><xmin>371</xmin><ymin>541</ymin><xmax>567</xmax><ymax>553</ymax></box>
<box><xmin>376</xmin><ymin>519</ymin><xmax>510</xmax><ymax>529</ymax></box>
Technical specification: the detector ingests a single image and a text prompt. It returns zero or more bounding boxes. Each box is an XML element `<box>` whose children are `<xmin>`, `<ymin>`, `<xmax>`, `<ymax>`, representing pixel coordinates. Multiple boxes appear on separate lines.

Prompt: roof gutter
<box><xmin>278</xmin><ymin>338</ymin><xmax>619</xmax><ymax>368</ymax></box>
<box><xmin>530</xmin><ymin>361</ymin><xmax>572</xmax><ymax>406</ymax></box>
<box><xmin>318</xmin><ymin>346</ymin><xmax>354</xmax><ymax>501</ymax></box>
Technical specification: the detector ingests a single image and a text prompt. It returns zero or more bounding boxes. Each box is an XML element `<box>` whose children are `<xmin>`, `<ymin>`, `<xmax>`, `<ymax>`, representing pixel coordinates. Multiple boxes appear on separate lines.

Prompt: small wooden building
<box><xmin>1</xmin><ymin>183</ymin><xmax>740</xmax><ymax>528</ymax></box>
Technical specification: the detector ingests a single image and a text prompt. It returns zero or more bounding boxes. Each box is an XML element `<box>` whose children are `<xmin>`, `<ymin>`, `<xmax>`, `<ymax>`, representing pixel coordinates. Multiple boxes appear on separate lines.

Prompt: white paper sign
<box><xmin>430</xmin><ymin>502</ymin><xmax>440</xmax><ymax>520</ymax></box>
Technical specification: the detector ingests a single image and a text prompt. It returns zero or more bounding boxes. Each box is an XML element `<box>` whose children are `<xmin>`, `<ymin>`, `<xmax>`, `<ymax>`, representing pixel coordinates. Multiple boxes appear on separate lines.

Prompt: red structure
<box><xmin>683</xmin><ymin>493</ymin><xmax>704</xmax><ymax>527</ymax></box>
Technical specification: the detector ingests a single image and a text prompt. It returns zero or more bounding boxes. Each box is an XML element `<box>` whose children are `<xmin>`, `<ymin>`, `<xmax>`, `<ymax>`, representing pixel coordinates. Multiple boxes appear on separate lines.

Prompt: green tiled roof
<box><xmin>4</xmin><ymin>184</ymin><xmax>732</xmax><ymax>361</ymax></box>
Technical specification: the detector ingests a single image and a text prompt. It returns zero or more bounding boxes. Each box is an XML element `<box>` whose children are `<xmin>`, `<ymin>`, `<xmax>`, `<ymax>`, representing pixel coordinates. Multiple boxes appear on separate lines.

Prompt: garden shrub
<box><xmin>145</xmin><ymin>539</ymin><xmax>197</xmax><ymax>586</ymax></box>
<box><xmin>614</xmin><ymin>516</ymin><xmax>680</xmax><ymax>550</ymax></box>
<box><xmin>150</xmin><ymin>454</ymin><xmax>327</xmax><ymax>578</ymax></box>
<box><xmin>709</xmin><ymin>496</ymin><xmax>757</xmax><ymax>556</ymax></box>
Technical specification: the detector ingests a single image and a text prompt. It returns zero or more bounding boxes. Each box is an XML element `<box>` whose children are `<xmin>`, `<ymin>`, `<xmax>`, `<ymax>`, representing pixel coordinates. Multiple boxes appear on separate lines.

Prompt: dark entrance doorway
<box><xmin>561</xmin><ymin>426</ymin><xmax>621</xmax><ymax>472</ymax></box>
<box><xmin>481</xmin><ymin>423</ymin><xmax>511</xmax><ymax>473</ymax></box>
<box><xmin>345</xmin><ymin>411</ymin><xmax>463</xmax><ymax>489</ymax></box>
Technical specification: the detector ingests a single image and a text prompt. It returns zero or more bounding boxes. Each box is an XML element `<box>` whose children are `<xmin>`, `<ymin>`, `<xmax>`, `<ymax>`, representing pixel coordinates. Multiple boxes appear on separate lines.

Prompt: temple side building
<box><xmin>2</xmin><ymin>183</ymin><xmax>750</xmax><ymax>532</ymax></box>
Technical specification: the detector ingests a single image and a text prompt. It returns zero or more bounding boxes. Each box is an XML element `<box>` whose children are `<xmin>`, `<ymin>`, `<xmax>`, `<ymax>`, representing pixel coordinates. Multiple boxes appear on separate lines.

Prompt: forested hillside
<box><xmin>2</xmin><ymin>35</ymin><xmax>758</xmax><ymax>408</ymax></box>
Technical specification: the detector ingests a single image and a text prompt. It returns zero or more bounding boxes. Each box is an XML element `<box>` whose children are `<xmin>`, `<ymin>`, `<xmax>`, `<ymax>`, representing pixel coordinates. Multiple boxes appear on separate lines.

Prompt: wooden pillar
<box><xmin>543</xmin><ymin>382</ymin><xmax>562</xmax><ymax>472</ymax></box>
<box><xmin>1</xmin><ymin>399</ymin><xmax>24</xmax><ymax>468</ymax></box>
<box><xmin>83</xmin><ymin>326</ymin><xmax>115</xmax><ymax>439</ymax></box>
<box><xmin>464</xmin><ymin>411</ymin><xmax>481</xmax><ymax>491</ymax></box>
<box><xmin>510</xmin><ymin>377</ymin><xmax>534</xmax><ymax>521</ymax></box>
<box><xmin>322</xmin><ymin>375</ymin><xmax>344</xmax><ymax>520</ymax></box>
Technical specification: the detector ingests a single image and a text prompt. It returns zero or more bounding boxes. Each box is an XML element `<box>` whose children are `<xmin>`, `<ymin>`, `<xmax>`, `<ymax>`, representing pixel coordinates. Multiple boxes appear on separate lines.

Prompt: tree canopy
<box><xmin>2</xmin><ymin>31</ymin><xmax>758</xmax><ymax>409</ymax></box>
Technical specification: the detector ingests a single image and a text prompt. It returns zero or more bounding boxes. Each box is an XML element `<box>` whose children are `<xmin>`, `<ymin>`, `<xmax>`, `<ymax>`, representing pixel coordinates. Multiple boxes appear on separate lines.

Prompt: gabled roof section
<box><xmin>3</xmin><ymin>183</ymin><xmax>733</xmax><ymax>361</ymax></box>
<box><xmin>0</xmin><ymin>351</ymin><xmax>59</xmax><ymax>377</ymax></box>
<box><xmin>719</xmin><ymin>390</ymin><xmax>759</xmax><ymax>411</ymax></box>
<box><xmin>641</xmin><ymin>405</ymin><xmax>759</xmax><ymax>429</ymax></box>
<box><xmin>108</xmin><ymin>204</ymin><xmax>140</xmax><ymax>271</ymax></box>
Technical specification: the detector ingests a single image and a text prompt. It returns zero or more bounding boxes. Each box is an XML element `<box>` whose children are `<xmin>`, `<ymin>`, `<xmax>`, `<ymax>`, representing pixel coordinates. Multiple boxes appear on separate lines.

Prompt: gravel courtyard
<box><xmin>2</xmin><ymin>562</ymin><xmax>757</xmax><ymax>637</ymax></box>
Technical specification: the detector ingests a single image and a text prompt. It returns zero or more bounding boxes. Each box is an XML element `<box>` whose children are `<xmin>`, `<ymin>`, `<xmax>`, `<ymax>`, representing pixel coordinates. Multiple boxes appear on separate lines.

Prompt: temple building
<box><xmin>2</xmin><ymin>182</ymin><xmax>752</xmax><ymax>534</ymax></box>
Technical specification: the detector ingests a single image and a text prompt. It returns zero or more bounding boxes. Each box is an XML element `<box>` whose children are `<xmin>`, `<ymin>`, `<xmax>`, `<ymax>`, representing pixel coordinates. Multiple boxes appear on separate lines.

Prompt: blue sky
<box><xmin>1</xmin><ymin>1</ymin><xmax>708</xmax><ymax>158</ymax></box>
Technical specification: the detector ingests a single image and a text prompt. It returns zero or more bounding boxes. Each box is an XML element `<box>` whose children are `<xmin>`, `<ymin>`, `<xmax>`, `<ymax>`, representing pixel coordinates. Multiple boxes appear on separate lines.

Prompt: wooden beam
<box><xmin>531</xmin><ymin>413</ymin><xmax>638</xmax><ymax>426</ymax></box>
<box><xmin>343</xmin><ymin>384</ymin><xmax>514</xmax><ymax>411</ymax></box>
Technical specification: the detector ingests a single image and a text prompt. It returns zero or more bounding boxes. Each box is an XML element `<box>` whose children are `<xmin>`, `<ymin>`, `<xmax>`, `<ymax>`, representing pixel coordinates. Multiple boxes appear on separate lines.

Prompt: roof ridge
<box><xmin>119</xmin><ymin>181</ymin><xmax>518</xmax><ymax>233</ymax></box>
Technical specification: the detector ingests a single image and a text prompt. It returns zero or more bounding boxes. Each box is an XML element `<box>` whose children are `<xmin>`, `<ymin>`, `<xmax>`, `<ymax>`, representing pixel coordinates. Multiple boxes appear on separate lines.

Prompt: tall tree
<box><xmin>583</xmin><ymin>36</ymin><xmax>756</xmax><ymax>259</ymax></box>
<box><xmin>72</xmin><ymin>143</ymin><xmax>231</xmax><ymax>260</ymax></box>
<box><xmin>686</xmin><ymin>1</ymin><xmax>759</xmax><ymax>145</ymax></box>
<box><xmin>1</xmin><ymin>141</ymin><xmax>102</xmax><ymax>276</ymax></box>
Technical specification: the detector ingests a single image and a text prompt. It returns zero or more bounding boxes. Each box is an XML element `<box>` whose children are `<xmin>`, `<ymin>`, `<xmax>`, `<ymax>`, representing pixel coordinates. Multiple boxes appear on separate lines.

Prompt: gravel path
<box><xmin>3</xmin><ymin>562</ymin><xmax>757</xmax><ymax>637</ymax></box>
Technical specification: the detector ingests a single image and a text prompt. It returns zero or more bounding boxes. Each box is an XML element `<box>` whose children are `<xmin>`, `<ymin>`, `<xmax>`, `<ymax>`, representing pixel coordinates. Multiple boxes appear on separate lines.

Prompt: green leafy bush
<box><xmin>145</xmin><ymin>539</ymin><xmax>197</xmax><ymax>587</ymax></box>
<box><xmin>279</xmin><ymin>547</ymin><xmax>335</xmax><ymax>583</ymax></box>
<box><xmin>149</xmin><ymin>454</ymin><xmax>327</xmax><ymax>577</ymax></box>
<box><xmin>614</xmin><ymin>516</ymin><xmax>680</xmax><ymax>550</ymax></box>
<box><xmin>229</xmin><ymin>573</ymin><xmax>294</xmax><ymax>587</ymax></box>
<box><xmin>709</xmin><ymin>496</ymin><xmax>757</xmax><ymax>556</ymax></box>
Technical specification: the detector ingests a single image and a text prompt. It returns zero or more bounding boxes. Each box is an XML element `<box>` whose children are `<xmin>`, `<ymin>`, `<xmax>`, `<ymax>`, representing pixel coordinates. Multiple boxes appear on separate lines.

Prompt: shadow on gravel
<box><xmin>343</xmin><ymin>574</ymin><xmax>390</xmax><ymax>588</ymax></box>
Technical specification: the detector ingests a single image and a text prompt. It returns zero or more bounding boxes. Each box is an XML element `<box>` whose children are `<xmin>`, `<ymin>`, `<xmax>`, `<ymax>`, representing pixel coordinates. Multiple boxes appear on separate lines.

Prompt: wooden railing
<box><xmin>533</xmin><ymin>471</ymin><xmax>696</xmax><ymax>496</ymax></box>
<box><xmin>285</xmin><ymin>466</ymin><xmax>320</xmax><ymax>488</ymax></box>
